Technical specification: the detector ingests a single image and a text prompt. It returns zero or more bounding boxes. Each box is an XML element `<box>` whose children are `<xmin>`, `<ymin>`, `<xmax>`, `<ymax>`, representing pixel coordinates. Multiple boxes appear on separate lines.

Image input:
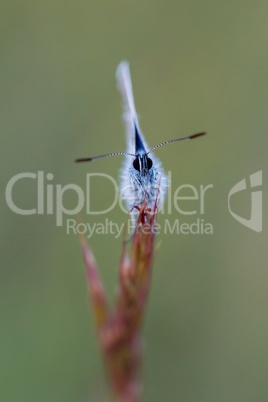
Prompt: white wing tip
<box><xmin>116</xmin><ymin>60</ymin><xmax>130</xmax><ymax>81</ymax></box>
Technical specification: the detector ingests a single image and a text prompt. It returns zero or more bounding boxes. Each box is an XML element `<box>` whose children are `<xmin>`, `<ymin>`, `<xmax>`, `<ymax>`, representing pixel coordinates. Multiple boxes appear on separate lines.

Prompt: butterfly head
<box><xmin>132</xmin><ymin>154</ymin><xmax>153</xmax><ymax>176</ymax></box>
<box><xmin>132</xmin><ymin>122</ymin><xmax>153</xmax><ymax>175</ymax></box>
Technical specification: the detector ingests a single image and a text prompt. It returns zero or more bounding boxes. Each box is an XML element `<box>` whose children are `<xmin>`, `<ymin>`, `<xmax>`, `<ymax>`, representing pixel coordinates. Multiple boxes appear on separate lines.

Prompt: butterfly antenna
<box><xmin>147</xmin><ymin>132</ymin><xmax>206</xmax><ymax>154</ymax></box>
<box><xmin>75</xmin><ymin>151</ymin><xmax>135</xmax><ymax>163</ymax></box>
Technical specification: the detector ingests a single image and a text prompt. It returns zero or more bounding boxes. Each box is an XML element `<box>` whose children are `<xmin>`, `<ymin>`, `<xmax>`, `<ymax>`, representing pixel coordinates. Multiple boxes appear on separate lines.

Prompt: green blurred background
<box><xmin>1</xmin><ymin>1</ymin><xmax>268</xmax><ymax>401</ymax></box>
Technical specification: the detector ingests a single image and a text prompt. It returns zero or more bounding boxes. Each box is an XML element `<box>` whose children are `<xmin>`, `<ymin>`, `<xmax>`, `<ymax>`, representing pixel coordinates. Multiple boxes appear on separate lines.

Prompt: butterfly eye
<box><xmin>133</xmin><ymin>158</ymin><xmax>140</xmax><ymax>171</ymax></box>
<box><xmin>147</xmin><ymin>157</ymin><xmax>153</xmax><ymax>170</ymax></box>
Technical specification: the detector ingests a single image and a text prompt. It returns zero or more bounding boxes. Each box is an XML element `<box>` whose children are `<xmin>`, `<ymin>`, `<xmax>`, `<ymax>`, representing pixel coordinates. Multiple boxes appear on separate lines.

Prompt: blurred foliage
<box><xmin>1</xmin><ymin>1</ymin><xmax>268</xmax><ymax>401</ymax></box>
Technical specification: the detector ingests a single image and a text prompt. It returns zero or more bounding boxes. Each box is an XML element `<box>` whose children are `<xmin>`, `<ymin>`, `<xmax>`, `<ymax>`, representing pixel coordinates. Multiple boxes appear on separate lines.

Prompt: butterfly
<box><xmin>76</xmin><ymin>61</ymin><xmax>205</xmax><ymax>214</ymax></box>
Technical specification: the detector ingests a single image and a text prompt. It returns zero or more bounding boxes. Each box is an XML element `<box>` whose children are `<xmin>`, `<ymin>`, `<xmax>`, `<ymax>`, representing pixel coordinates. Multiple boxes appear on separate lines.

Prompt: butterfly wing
<box><xmin>116</xmin><ymin>61</ymin><xmax>149</xmax><ymax>154</ymax></box>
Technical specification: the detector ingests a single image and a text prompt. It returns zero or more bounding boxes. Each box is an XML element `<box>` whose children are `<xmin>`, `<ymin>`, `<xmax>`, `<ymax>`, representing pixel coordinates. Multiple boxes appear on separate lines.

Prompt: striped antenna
<box><xmin>75</xmin><ymin>132</ymin><xmax>206</xmax><ymax>162</ymax></box>
<box><xmin>147</xmin><ymin>132</ymin><xmax>206</xmax><ymax>155</ymax></box>
<box><xmin>75</xmin><ymin>151</ymin><xmax>135</xmax><ymax>163</ymax></box>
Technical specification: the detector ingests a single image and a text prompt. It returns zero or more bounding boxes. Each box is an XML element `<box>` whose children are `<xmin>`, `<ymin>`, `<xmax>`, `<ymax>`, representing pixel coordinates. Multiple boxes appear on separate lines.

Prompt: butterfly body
<box><xmin>75</xmin><ymin>62</ymin><xmax>206</xmax><ymax>217</ymax></box>
<box><xmin>116</xmin><ymin>62</ymin><xmax>168</xmax><ymax>212</ymax></box>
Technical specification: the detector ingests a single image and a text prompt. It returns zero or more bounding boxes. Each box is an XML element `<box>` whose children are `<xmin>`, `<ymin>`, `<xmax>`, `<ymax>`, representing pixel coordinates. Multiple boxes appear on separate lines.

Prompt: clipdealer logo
<box><xmin>228</xmin><ymin>170</ymin><xmax>262</xmax><ymax>233</ymax></box>
<box><xmin>4</xmin><ymin>170</ymin><xmax>263</xmax><ymax>233</ymax></box>
<box><xmin>5</xmin><ymin>172</ymin><xmax>118</xmax><ymax>226</ymax></box>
